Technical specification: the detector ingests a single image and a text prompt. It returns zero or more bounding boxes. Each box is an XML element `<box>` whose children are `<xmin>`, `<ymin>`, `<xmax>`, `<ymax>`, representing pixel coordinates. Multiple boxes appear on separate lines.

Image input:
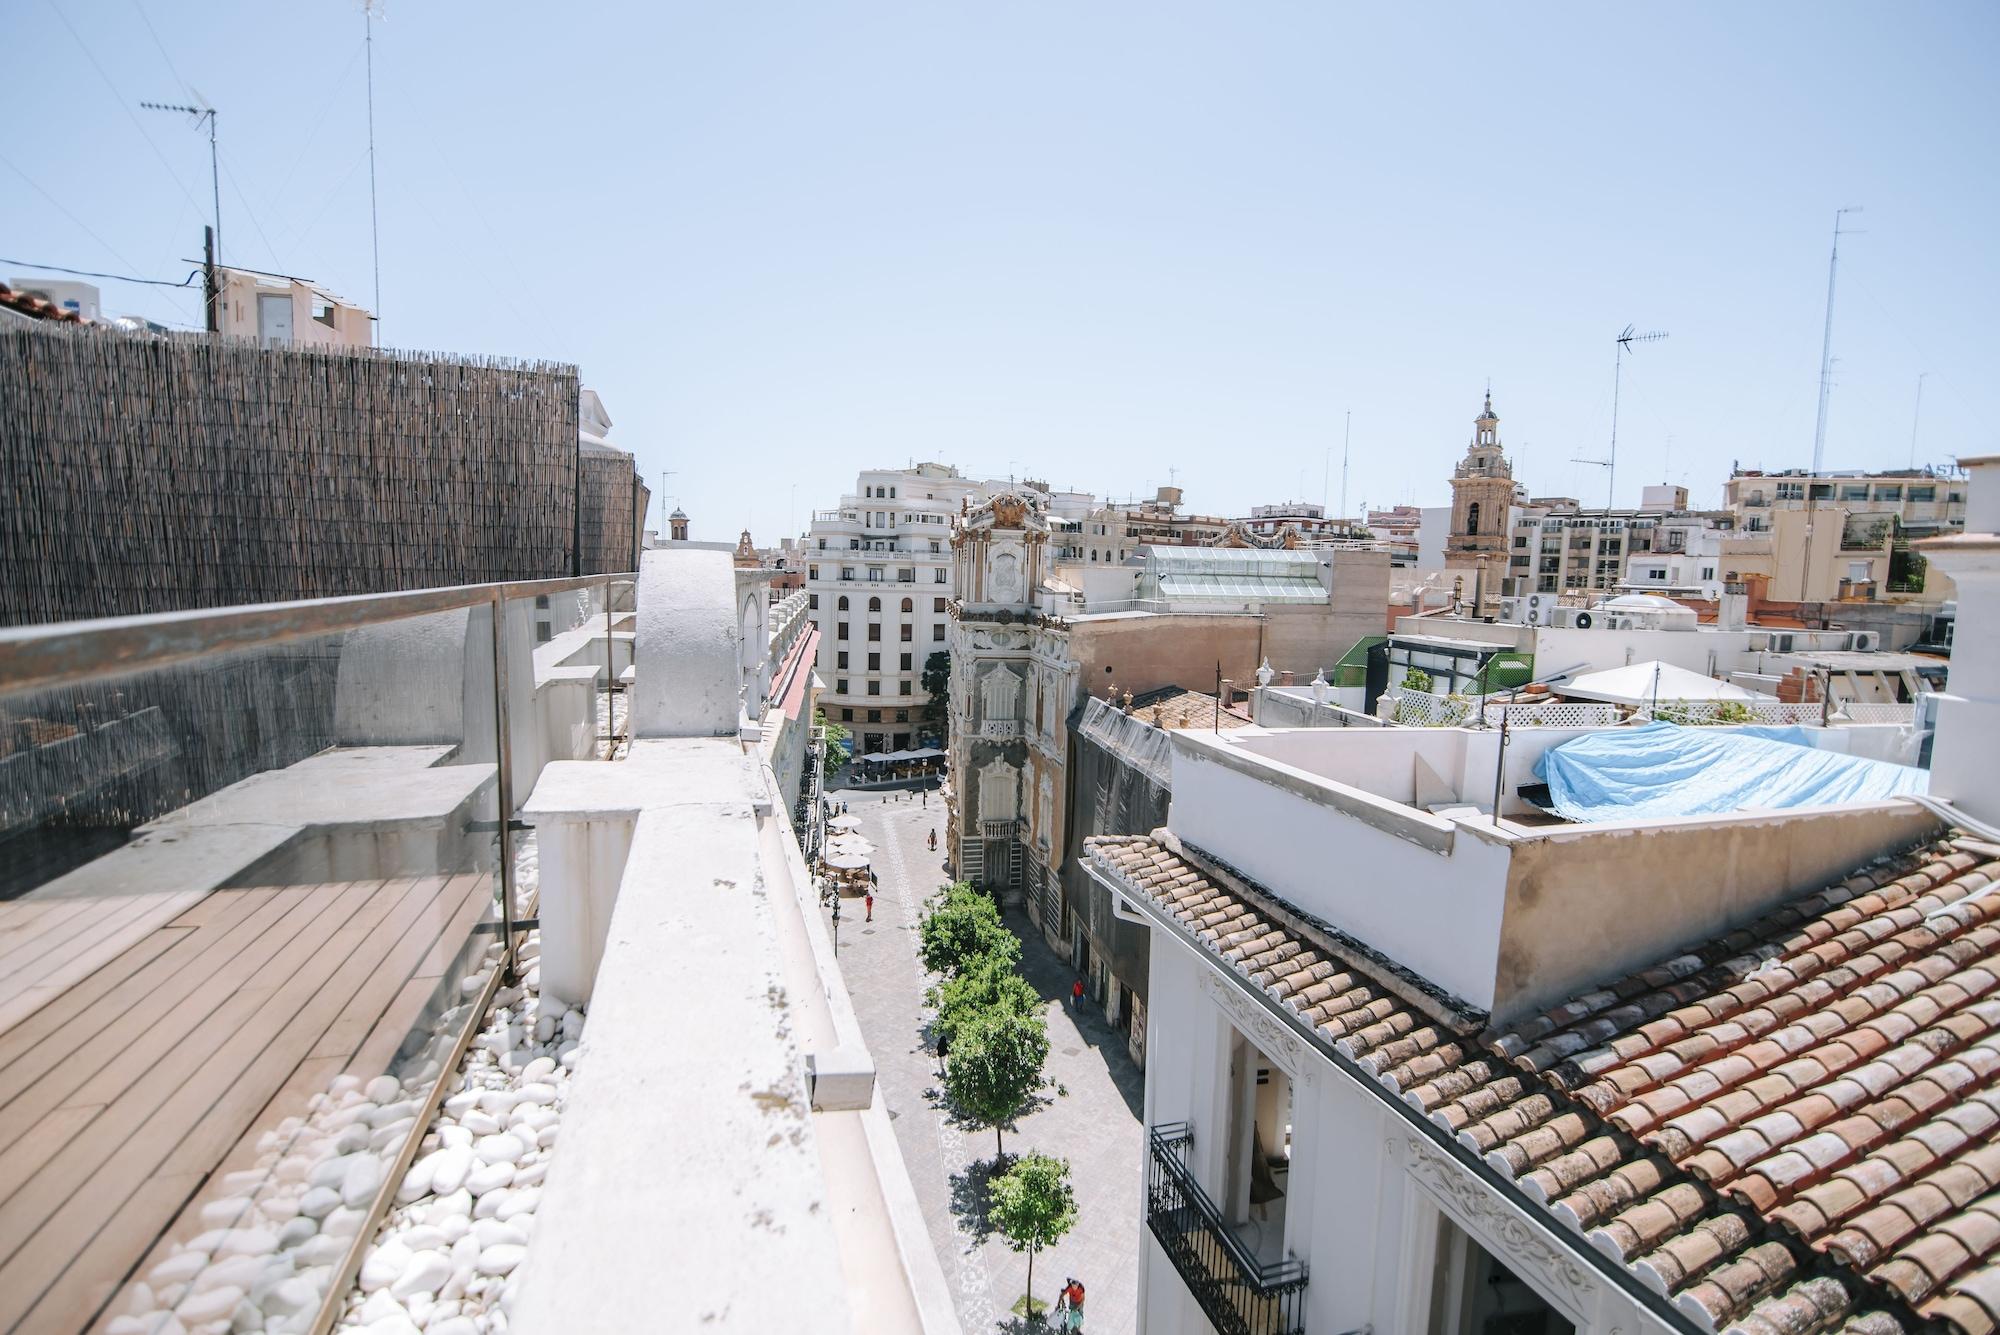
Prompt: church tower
<box><xmin>1446</xmin><ymin>389</ymin><xmax>1515</xmax><ymax>607</ymax></box>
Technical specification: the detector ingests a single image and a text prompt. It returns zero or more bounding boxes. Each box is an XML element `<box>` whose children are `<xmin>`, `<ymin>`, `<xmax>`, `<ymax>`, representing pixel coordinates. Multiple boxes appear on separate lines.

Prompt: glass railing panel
<box><xmin>0</xmin><ymin>603</ymin><xmax>509</xmax><ymax>1335</ymax></box>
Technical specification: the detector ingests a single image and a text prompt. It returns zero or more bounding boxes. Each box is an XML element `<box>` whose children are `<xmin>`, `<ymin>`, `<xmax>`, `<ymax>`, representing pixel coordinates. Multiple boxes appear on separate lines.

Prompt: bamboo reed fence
<box><xmin>580</xmin><ymin>445</ymin><xmax>649</xmax><ymax>575</ymax></box>
<box><xmin>0</xmin><ymin>324</ymin><xmax>647</xmax><ymax>626</ymax></box>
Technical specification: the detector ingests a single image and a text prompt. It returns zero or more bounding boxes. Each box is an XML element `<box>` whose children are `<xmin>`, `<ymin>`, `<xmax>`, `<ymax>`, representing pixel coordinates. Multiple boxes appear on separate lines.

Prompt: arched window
<box><xmin>1466</xmin><ymin>502</ymin><xmax>1481</xmax><ymax>536</ymax></box>
<box><xmin>868</xmin><ymin>596</ymin><xmax>882</xmax><ymax>613</ymax></box>
<box><xmin>837</xmin><ymin>595</ymin><xmax>849</xmax><ymax>611</ymax></box>
<box><xmin>900</xmin><ymin>597</ymin><xmax>913</xmax><ymax>613</ymax></box>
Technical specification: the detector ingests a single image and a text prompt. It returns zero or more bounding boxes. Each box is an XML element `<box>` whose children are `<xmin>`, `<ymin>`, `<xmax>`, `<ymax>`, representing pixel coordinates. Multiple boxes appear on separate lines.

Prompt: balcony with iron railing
<box><xmin>1146</xmin><ymin>1123</ymin><xmax>1308</xmax><ymax>1335</ymax></box>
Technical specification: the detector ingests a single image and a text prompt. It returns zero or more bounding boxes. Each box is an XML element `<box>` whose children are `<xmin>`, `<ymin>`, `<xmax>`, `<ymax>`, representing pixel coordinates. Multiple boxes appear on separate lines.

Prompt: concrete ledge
<box><xmin>511</xmin><ymin>738</ymin><xmax>855</xmax><ymax>1334</ymax></box>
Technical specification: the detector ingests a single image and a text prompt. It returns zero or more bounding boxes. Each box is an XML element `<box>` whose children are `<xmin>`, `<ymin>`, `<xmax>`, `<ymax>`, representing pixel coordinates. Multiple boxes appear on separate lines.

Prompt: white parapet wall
<box><xmin>632</xmin><ymin>547</ymin><xmax>742</xmax><ymax>738</ymax></box>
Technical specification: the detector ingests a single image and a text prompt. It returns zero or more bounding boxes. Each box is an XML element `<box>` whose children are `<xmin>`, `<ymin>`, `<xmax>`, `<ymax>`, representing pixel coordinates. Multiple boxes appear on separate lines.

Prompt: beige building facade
<box><xmin>1721</xmin><ymin>467</ymin><xmax>1966</xmax><ymax>603</ymax></box>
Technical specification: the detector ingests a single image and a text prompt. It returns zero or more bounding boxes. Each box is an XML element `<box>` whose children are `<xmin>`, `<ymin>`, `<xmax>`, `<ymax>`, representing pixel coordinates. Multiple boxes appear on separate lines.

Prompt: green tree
<box><xmin>917</xmin><ymin>882</ymin><xmax>1019</xmax><ymax>979</ymax></box>
<box><xmin>930</xmin><ymin>949</ymin><xmax>1041</xmax><ymax>1052</ymax></box>
<box><xmin>920</xmin><ymin>650</ymin><xmax>952</xmax><ymax>738</ymax></box>
<box><xmin>988</xmin><ymin>1152</ymin><xmax>1078</xmax><ymax>1320</ymax></box>
<box><xmin>945</xmin><ymin>1003</ymin><xmax>1048</xmax><ymax>1161</ymax></box>
<box><xmin>815</xmin><ymin>708</ymin><xmax>851</xmax><ymax>784</ymax></box>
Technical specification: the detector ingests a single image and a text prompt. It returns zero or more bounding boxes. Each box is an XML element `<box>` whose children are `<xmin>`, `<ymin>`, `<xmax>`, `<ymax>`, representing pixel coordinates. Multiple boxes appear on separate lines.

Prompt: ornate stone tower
<box><xmin>1446</xmin><ymin>390</ymin><xmax>1514</xmax><ymax>606</ymax></box>
<box><xmin>944</xmin><ymin>492</ymin><xmax>1051</xmax><ymax>899</ymax></box>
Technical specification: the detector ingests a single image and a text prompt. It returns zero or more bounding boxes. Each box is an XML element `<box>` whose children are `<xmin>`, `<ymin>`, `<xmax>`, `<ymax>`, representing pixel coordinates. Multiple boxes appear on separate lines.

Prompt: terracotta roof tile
<box><xmin>1085</xmin><ymin>831</ymin><xmax>2000</xmax><ymax>1333</ymax></box>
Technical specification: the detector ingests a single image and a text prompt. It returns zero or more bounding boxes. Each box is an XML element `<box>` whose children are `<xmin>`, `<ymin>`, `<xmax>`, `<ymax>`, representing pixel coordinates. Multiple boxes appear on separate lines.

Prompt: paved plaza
<box><xmin>831</xmin><ymin>784</ymin><xmax>1146</xmax><ymax>1334</ymax></box>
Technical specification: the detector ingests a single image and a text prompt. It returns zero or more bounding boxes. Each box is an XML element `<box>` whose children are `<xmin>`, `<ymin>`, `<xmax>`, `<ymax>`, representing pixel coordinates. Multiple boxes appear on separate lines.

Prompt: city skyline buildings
<box><xmin>7</xmin><ymin>4</ymin><xmax>1994</xmax><ymax>539</ymax></box>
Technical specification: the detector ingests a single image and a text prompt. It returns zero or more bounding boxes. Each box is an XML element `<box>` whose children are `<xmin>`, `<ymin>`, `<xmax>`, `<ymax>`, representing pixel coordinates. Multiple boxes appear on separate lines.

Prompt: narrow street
<box><xmin>831</xmin><ymin>784</ymin><xmax>1146</xmax><ymax>1333</ymax></box>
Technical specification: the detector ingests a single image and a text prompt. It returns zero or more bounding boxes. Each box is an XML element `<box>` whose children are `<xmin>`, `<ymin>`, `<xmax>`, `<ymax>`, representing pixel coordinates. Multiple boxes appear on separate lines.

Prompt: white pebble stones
<box><xmin>105</xmin><ymin>933</ymin><xmax>579</xmax><ymax>1335</ymax></box>
<box><xmin>332</xmin><ymin>935</ymin><xmax>579</xmax><ymax>1334</ymax></box>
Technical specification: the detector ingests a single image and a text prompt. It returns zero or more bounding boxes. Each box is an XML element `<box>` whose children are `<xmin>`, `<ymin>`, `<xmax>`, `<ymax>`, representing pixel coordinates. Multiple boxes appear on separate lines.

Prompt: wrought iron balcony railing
<box><xmin>1146</xmin><ymin>1123</ymin><xmax>1308</xmax><ymax>1335</ymax></box>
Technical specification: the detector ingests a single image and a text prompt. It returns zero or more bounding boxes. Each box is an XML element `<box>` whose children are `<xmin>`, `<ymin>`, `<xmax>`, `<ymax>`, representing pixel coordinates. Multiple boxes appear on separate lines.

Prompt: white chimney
<box><xmin>1918</xmin><ymin>456</ymin><xmax>2000</xmax><ymax>830</ymax></box>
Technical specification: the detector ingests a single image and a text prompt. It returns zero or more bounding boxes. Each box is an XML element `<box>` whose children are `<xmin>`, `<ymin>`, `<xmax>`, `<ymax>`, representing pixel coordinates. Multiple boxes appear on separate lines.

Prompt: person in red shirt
<box><xmin>1056</xmin><ymin>1277</ymin><xmax>1085</xmax><ymax>1330</ymax></box>
<box><xmin>1070</xmin><ymin>978</ymin><xmax>1084</xmax><ymax>1011</ymax></box>
<box><xmin>864</xmin><ymin>890</ymin><xmax>875</xmax><ymax>922</ymax></box>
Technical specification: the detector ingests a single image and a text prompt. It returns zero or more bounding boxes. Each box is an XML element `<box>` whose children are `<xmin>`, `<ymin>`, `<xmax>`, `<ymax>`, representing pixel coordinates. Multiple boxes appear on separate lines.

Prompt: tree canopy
<box><xmin>931</xmin><ymin>949</ymin><xmax>1042</xmax><ymax>1051</ymax></box>
<box><xmin>988</xmin><ymin>1151</ymin><xmax>1078</xmax><ymax>1318</ymax></box>
<box><xmin>945</xmin><ymin>1002</ymin><xmax>1049</xmax><ymax>1160</ymax></box>
<box><xmin>917</xmin><ymin>881</ymin><xmax>1018</xmax><ymax>979</ymax></box>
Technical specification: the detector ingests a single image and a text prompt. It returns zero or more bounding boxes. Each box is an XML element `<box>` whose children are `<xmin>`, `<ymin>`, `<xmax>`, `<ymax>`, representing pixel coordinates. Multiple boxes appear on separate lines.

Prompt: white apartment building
<box><xmin>802</xmin><ymin>464</ymin><xmax>1012</xmax><ymax>754</ymax></box>
<box><xmin>1508</xmin><ymin>485</ymin><xmax>1733</xmax><ymax>600</ymax></box>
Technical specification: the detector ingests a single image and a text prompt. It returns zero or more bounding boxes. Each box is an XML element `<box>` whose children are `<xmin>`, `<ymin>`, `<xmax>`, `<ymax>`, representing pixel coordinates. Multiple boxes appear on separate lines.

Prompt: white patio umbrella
<box><xmin>1558</xmin><ymin>660</ymin><xmax>1757</xmax><ymax>707</ymax></box>
<box><xmin>828</xmin><ymin>814</ymin><xmax>864</xmax><ymax>831</ymax></box>
<box><xmin>823</xmin><ymin>852</ymin><xmax>870</xmax><ymax>870</ymax></box>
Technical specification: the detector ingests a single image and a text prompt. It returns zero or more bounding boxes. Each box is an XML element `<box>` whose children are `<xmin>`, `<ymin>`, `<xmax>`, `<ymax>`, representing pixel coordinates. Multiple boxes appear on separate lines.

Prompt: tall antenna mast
<box><xmin>1811</xmin><ymin>207</ymin><xmax>1863</xmax><ymax>474</ymax></box>
<box><xmin>1908</xmin><ymin>371</ymin><xmax>1930</xmax><ymax>468</ymax></box>
<box><xmin>1340</xmin><ymin>410</ymin><xmax>1351</xmax><ymax>522</ymax></box>
<box><xmin>364</xmin><ymin>2</ymin><xmax>383</xmax><ymax>342</ymax></box>
<box><xmin>1572</xmin><ymin>324</ymin><xmax>1667</xmax><ymax>507</ymax></box>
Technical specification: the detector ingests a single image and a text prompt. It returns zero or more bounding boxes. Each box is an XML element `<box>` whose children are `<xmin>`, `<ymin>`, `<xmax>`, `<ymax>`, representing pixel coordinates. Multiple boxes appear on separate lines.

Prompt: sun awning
<box><xmin>1556</xmin><ymin>660</ymin><xmax>1756</xmax><ymax>707</ymax></box>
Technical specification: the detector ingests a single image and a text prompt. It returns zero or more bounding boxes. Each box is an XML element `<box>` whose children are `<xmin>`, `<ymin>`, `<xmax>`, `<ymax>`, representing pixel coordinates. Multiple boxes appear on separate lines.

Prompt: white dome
<box><xmin>1600</xmin><ymin>593</ymin><xmax>1683</xmax><ymax>611</ymax></box>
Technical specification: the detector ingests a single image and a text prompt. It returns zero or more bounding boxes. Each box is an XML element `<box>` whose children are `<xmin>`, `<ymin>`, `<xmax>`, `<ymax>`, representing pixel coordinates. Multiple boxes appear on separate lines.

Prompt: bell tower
<box><xmin>1446</xmin><ymin>388</ymin><xmax>1515</xmax><ymax>608</ymax></box>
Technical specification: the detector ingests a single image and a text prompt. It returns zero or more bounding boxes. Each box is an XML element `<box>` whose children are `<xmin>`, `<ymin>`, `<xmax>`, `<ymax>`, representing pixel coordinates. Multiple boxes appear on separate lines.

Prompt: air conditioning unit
<box><xmin>1525</xmin><ymin>593</ymin><xmax>1549</xmax><ymax>626</ymax></box>
<box><xmin>1851</xmin><ymin>631</ymin><xmax>1881</xmax><ymax>652</ymax></box>
<box><xmin>1553</xmin><ymin>608</ymin><xmax>1596</xmax><ymax>630</ymax></box>
<box><xmin>1608</xmin><ymin>615</ymin><xmax>1637</xmax><ymax>631</ymax></box>
<box><xmin>1500</xmin><ymin>596</ymin><xmax>1529</xmax><ymax>625</ymax></box>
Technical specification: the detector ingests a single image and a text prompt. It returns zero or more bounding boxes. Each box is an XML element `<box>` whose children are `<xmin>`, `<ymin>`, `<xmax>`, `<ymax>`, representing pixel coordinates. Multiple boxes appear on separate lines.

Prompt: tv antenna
<box><xmin>1811</xmin><ymin>207</ymin><xmax>1864</xmax><ymax>475</ymax></box>
<box><xmin>143</xmin><ymin>97</ymin><xmax>222</xmax><ymax>331</ymax></box>
<box><xmin>1571</xmin><ymin>324</ymin><xmax>1668</xmax><ymax>507</ymax></box>
<box><xmin>142</xmin><ymin>98</ymin><xmax>219</xmax><ymax>266</ymax></box>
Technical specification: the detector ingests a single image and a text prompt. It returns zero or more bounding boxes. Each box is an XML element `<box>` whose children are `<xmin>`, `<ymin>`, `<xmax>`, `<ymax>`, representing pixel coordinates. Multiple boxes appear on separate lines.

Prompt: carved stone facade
<box><xmin>944</xmin><ymin>493</ymin><xmax>1079</xmax><ymax>911</ymax></box>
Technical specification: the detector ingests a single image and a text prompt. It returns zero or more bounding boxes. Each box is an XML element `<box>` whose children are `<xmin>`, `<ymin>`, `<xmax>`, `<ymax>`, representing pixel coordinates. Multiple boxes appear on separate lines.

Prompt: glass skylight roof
<box><xmin>1155</xmin><ymin>574</ymin><xmax>1327</xmax><ymax>603</ymax></box>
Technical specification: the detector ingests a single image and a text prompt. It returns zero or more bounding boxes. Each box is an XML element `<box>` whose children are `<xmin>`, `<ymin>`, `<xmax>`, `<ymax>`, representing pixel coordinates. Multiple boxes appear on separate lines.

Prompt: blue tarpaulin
<box><xmin>1533</xmin><ymin>721</ymin><xmax>1928</xmax><ymax>823</ymax></box>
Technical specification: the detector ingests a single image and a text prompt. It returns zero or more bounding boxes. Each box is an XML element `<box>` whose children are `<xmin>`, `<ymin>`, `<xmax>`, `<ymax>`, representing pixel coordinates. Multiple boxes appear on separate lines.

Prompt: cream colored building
<box><xmin>1721</xmin><ymin>466</ymin><xmax>1965</xmax><ymax>603</ymax></box>
<box><xmin>217</xmin><ymin>267</ymin><xmax>373</xmax><ymax>349</ymax></box>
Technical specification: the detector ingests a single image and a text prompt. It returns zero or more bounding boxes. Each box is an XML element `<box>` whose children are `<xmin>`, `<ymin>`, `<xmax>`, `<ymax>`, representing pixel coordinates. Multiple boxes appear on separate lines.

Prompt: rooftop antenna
<box><xmin>1571</xmin><ymin>324</ymin><xmax>1668</xmax><ymax>507</ymax></box>
<box><xmin>1908</xmin><ymin>371</ymin><xmax>1931</xmax><ymax>468</ymax></box>
<box><xmin>1811</xmin><ymin>207</ymin><xmax>1864</xmax><ymax>475</ymax></box>
<box><xmin>1340</xmin><ymin>410</ymin><xmax>1351</xmax><ymax>521</ymax></box>
<box><xmin>143</xmin><ymin>97</ymin><xmax>221</xmax><ymax>332</ymax></box>
<box><xmin>363</xmin><ymin>1</ymin><xmax>383</xmax><ymax>339</ymax></box>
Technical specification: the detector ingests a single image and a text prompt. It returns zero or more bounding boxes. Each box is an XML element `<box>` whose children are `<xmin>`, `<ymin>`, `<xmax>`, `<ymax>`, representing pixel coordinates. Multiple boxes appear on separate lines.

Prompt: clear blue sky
<box><xmin>6</xmin><ymin>3</ymin><xmax>1995</xmax><ymax>537</ymax></box>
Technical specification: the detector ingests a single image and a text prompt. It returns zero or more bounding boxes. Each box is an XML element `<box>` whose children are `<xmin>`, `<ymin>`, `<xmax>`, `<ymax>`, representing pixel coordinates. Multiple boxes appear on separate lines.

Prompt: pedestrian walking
<box><xmin>927</xmin><ymin>828</ymin><xmax>937</xmax><ymax>852</ymax></box>
<box><xmin>864</xmin><ymin>890</ymin><xmax>874</xmax><ymax>922</ymax></box>
<box><xmin>1070</xmin><ymin>978</ymin><xmax>1084</xmax><ymax>1011</ymax></box>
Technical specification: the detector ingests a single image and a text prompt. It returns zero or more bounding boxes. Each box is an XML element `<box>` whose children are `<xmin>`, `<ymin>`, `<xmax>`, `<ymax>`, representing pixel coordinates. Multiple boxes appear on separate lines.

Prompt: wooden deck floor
<box><xmin>0</xmin><ymin>873</ymin><xmax>494</xmax><ymax>1334</ymax></box>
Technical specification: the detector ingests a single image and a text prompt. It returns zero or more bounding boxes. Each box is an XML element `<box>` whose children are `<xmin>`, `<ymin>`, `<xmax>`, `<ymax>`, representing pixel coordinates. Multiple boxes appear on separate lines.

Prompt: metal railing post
<box><xmin>489</xmin><ymin>589</ymin><xmax>519</xmax><ymax>980</ymax></box>
<box><xmin>603</xmin><ymin>577</ymin><xmax>616</xmax><ymax>757</ymax></box>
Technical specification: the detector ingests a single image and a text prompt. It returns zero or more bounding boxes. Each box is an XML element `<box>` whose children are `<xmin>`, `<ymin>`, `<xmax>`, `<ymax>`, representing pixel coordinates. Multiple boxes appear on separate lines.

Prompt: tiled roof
<box><xmin>1122</xmin><ymin>686</ymin><xmax>1253</xmax><ymax>733</ymax></box>
<box><xmin>1087</xmin><ymin>831</ymin><xmax>2000</xmax><ymax>1335</ymax></box>
<box><xmin>0</xmin><ymin>282</ymin><xmax>90</xmax><ymax>323</ymax></box>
